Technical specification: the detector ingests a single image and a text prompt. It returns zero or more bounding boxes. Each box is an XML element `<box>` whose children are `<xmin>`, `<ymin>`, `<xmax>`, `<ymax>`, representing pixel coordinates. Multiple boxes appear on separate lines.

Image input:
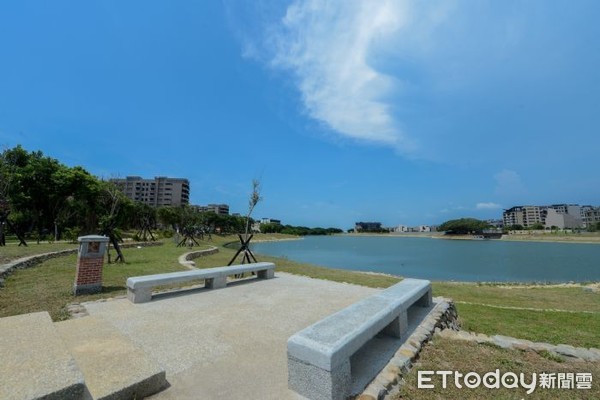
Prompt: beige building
<box><xmin>504</xmin><ymin>203</ymin><xmax>591</xmax><ymax>229</ymax></box>
<box><xmin>544</xmin><ymin>208</ymin><xmax>583</xmax><ymax>229</ymax></box>
<box><xmin>584</xmin><ymin>207</ymin><xmax>600</xmax><ymax>228</ymax></box>
<box><xmin>110</xmin><ymin>176</ymin><xmax>190</xmax><ymax>207</ymax></box>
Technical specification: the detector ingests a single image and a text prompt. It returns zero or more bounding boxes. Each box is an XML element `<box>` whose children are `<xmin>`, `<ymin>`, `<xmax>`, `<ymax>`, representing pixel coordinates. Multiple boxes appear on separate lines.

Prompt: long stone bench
<box><xmin>127</xmin><ymin>262</ymin><xmax>275</xmax><ymax>303</ymax></box>
<box><xmin>287</xmin><ymin>278</ymin><xmax>432</xmax><ymax>400</ymax></box>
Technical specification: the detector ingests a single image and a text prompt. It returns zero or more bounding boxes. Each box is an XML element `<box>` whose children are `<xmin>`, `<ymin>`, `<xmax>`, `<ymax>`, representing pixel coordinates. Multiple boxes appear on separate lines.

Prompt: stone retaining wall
<box><xmin>436</xmin><ymin>329</ymin><xmax>600</xmax><ymax>362</ymax></box>
<box><xmin>358</xmin><ymin>297</ymin><xmax>459</xmax><ymax>400</ymax></box>
<box><xmin>178</xmin><ymin>247</ymin><xmax>219</xmax><ymax>269</ymax></box>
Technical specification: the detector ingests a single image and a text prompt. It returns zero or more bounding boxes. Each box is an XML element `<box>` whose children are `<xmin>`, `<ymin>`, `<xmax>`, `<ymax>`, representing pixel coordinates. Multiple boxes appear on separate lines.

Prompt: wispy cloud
<box><xmin>270</xmin><ymin>1</ymin><xmax>408</xmax><ymax>148</ymax></box>
<box><xmin>476</xmin><ymin>202</ymin><xmax>502</xmax><ymax>210</ymax></box>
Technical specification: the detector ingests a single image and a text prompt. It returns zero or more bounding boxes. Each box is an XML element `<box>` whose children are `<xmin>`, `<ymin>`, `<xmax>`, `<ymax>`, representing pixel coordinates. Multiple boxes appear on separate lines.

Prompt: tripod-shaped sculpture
<box><xmin>228</xmin><ymin>234</ymin><xmax>257</xmax><ymax>265</ymax></box>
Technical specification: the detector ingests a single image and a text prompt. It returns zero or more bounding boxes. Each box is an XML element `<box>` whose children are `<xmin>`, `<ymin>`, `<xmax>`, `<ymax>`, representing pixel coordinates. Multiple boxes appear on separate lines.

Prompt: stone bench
<box><xmin>127</xmin><ymin>262</ymin><xmax>275</xmax><ymax>303</ymax></box>
<box><xmin>287</xmin><ymin>278</ymin><xmax>432</xmax><ymax>400</ymax></box>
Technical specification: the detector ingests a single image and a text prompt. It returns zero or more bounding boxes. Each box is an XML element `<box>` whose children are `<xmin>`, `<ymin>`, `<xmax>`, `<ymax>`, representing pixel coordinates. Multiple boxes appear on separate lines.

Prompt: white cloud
<box><xmin>476</xmin><ymin>202</ymin><xmax>502</xmax><ymax>210</ymax></box>
<box><xmin>267</xmin><ymin>0</ymin><xmax>444</xmax><ymax>152</ymax></box>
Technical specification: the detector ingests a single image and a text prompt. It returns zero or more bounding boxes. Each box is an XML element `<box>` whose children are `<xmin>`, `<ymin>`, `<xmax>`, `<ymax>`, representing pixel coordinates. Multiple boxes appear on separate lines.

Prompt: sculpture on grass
<box><xmin>228</xmin><ymin>179</ymin><xmax>262</xmax><ymax>266</ymax></box>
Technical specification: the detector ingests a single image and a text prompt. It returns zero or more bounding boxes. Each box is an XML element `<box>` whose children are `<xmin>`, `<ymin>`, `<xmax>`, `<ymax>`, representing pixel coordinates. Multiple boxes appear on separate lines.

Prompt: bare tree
<box><xmin>100</xmin><ymin>182</ymin><xmax>126</xmax><ymax>263</ymax></box>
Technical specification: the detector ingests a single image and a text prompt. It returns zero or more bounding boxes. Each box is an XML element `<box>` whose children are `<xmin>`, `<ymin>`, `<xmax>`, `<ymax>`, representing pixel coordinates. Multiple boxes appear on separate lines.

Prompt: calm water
<box><xmin>251</xmin><ymin>236</ymin><xmax>600</xmax><ymax>282</ymax></box>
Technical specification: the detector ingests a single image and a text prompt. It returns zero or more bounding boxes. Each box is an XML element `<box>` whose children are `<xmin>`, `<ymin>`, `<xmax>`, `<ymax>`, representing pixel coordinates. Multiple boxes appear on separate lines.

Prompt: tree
<box><xmin>438</xmin><ymin>218</ymin><xmax>490</xmax><ymax>234</ymax></box>
<box><xmin>228</xmin><ymin>179</ymin><xmax>262</xmax><ymax>266</ymax></box>
<box><xmin>98</xmin><ymin>181</ymin><xmax>131</xmax><ymax>263</ymax></box>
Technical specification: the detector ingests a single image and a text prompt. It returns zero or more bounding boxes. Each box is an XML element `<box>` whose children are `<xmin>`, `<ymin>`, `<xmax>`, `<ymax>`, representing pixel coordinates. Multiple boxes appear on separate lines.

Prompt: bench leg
<box><xmin>206</xmin><ymin>276</ymin><xmax>227</xmax><ymax>289</ymax></box>
<box><xmin>288</xmin><ymin>356</ymin><xmax>351</xmax><ymax>400</ymax></box>
<box><xmin>416</xmin><ymin>288</ymin><xmax>433</xmax><ymax>307</ymax></box>
<box><xmin>128</xmin><ymin>287</ymin><xmax>152</xmax><ymax>304</ymax></box>
<box><xmin>257</xmin><ymin>268</ymin><xmax>274</xmax><ymax>279</ymax></box>
<box><xmin>382</xmin><ymin>311</ymin><xmax>408</xmax><ymax>339</ymax></box>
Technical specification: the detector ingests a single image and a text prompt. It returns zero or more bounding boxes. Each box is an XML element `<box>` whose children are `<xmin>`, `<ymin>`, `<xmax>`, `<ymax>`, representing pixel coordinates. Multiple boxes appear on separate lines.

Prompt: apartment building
<box><xmin>584</xmin><ymin>207</ymin><xmax>600</xmax><ymax>227</ymax></box>
<box><xmin>503</xmin><ymin>203</ymin><xmax>593</xmax><ymax>229</ymax></box>
<box><xmin>503</xmin><ymin>205</ymin><xmax>547</xmax><ymax>228</ymax></box>
<box><xmin>110</xmin><ymin>176</ymin><xmax>190</xmax><ymax>207</ymax></box>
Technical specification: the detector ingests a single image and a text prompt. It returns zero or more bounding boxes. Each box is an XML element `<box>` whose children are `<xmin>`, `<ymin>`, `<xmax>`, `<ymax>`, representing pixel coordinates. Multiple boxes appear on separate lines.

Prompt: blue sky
<box><xmin>1</xmin><ymin>1</ymin><xmax>599</xmax><ymax>229</ymax></box>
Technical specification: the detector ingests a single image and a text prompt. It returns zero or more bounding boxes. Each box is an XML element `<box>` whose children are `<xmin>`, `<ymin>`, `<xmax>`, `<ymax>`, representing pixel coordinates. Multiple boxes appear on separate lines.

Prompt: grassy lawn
<box><xmin>0</xmin><ymin>241</ymin><xmax>199</xmax><ymax>320</ymax></box>
<box><xmin>395</xmin><ymin>337</ymin><xmax>600</xmax><ymax>399</ymax></box>
<box><xmin>433</xmin><ymin>282</ymin><xmax>600</xmax><ymax>312</ymax></box>
<box><xmin>432</xmin><ymin>283</ymin><xmax>600</xmax><ymax>348</ymax></box>
<box><xmin>456</xmin><ymin>303</ymin><xmax>600</xmax><ymax>349</ymax></box>
<box><xmin>0</xmin><ymin>241</ymin><xmax>78</xmax><ymax>264</ymax></box>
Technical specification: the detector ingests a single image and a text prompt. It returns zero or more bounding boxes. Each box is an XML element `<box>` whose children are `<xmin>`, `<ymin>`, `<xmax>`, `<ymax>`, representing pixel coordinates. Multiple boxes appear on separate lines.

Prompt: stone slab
<box><xmin>0</xmin><ymin>312</ymin><xmax>85</xmax><ymax>400</ymax></box>
<box><xmin>82</xmin><ymin>272</ymin><xmax>379</xmax><ymax>399</ymax></box>
<box><xmin>55</xmin><ymin>316</ymin><xmax>167</xmax><ymax>400</ymax></box>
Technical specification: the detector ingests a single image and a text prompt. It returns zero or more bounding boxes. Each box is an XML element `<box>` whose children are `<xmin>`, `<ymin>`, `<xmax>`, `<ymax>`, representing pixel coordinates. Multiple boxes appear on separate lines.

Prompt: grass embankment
<box><xmin>501</xmin><ymin>232</ymin><xmax>600</xmax><ymax>244</ymax></box>
<box><xmin>0</xmin><ymin>241</ymin><xmax>78</xmax><ymax>264</ymax></box>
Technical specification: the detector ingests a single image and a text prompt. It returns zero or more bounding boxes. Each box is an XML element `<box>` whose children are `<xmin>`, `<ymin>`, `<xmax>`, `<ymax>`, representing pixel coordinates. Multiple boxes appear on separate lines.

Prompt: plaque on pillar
<box><xmin>74</xmin><ymin>235</ymin><xmax>109</xmax><ymax>295</ymax></box>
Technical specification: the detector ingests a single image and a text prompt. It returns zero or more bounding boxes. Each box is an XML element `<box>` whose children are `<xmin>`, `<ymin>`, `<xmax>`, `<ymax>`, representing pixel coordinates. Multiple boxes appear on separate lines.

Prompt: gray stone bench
<box><xmin>287</xmin><ymin>278</ymin><xmax>432</xmax><ymax>400</ymax></box>
<box><xmin>127</xmin><ymin>262</ymin><xmax>275</xmax><ymax>303</ymax></box>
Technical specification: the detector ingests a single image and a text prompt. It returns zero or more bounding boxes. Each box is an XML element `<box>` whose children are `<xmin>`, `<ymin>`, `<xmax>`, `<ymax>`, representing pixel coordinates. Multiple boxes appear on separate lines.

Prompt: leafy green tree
<box><xmin>438</xmin><ymin>218</ymin><xmax>490</xmax><ymax>234</ymax></box>
<box><xmin>260</xmin><ymin>223</ymin><xmax>283</xmax><ymax>234</ymax></box>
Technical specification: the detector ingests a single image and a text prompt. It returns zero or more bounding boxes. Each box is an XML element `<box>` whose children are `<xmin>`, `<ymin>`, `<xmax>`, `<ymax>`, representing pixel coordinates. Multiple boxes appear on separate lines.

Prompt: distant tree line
<box><xmin>260</xmin><ymin>223</ymin><xmax>342</xmax><ymax>236</ymax></box>
<box><xmin>0</xmin><ymin>145</ymin><xmax>342</xmax><ymax>247</ymax></box>
<box><xmin>0</xmin><ymin>145</ymin><xmax>252</xmax><ymax>246</ymax></box>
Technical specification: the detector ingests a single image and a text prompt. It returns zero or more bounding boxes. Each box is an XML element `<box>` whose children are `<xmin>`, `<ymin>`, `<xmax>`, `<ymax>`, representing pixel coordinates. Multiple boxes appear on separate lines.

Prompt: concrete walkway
<box><xmin>83</xmin><ymin>273</ymin><xmax>379</xmax><ymax>400</ymax></box>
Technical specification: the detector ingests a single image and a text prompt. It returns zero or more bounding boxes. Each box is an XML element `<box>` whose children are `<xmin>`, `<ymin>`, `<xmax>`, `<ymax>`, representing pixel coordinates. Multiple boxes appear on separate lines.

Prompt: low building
<box><xmin>584</xmin><ymin>207</ymin><xmax>600</xmax><ymax>228</ymax></box>
<box><xmin>261</xmin><ymin>218</ymin><xmax>281</xmax><ymax>225</ymax></box>
<box><xmin>194</xmin><ymin>204</ymin><xmax>230</xmax><ymax>215</ymax></box>
<box><xmin>355</xmin><ymin>222</ymin><xmax>382</xmax><ymax>232</ymax></box>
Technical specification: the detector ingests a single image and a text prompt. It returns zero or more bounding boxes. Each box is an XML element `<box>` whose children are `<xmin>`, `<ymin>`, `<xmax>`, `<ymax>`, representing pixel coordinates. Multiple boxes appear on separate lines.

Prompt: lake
<box><xmin>251</xmin><ymin>235</ymin><xmax>600</xmax><ymax>282</ymax></box>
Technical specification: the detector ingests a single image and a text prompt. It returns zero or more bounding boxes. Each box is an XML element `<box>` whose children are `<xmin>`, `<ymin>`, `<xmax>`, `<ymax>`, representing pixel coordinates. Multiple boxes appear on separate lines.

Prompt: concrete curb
<box><xmin>177</xmin><ymin>246</ymin><xmax>219</xmax><ymax>269</ymax></box>
<box><xmin>436</xmin><ymin>329</ymin><xmax>600</xmax><ymax>362</ymax></box>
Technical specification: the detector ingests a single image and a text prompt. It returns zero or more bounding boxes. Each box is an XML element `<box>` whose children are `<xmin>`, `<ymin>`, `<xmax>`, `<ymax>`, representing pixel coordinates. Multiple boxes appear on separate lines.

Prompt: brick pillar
<box><xmin>73</xmin><ymin>235</ymin><xmax>109</xmax><ymax>295</ymax></box>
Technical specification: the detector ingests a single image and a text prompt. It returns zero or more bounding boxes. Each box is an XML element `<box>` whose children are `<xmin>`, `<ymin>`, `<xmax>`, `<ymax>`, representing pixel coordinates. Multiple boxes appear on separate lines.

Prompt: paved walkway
<box><xmin>83</xmin><ymin>272</ymin><xmax>379</xmax><ymax>399</ymax></box>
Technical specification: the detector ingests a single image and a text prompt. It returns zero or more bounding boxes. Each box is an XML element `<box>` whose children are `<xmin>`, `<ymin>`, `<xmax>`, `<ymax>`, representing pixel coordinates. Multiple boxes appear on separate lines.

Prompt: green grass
<box><xmin>0</xmin><ymin>242</ymin><xmax>195</xmax><ymax>320</ymax></box>
<box><xmin>456</xmin><ymin>303</ymin><xmax>600</xmax><ymax>349</ymax></box>
<box><xmin>0</xmin><ymin>241</ymin><xmax>78</xmax><ymax>264</ymax></box>
<box><xmin>431</xmin><ymin>282</ymin><xmax>600</xmax><ymax>348</ymax></box>
<box><xmin>433</xmin><ymin>282</ymin><xmax>600</xmax><ymax>313</ymax></box>
<box><xmin>395</xmin><ymin>336</ymin><xmax>600</xmax><ymax>399</ymax></box>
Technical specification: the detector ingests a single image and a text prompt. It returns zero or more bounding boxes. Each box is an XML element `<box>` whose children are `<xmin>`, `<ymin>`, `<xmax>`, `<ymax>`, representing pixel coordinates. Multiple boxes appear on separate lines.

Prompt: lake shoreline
<box><xmin>342</xmin><ymin>232</ymin><xmax>600</xmax><ymax>244</ymax></box>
